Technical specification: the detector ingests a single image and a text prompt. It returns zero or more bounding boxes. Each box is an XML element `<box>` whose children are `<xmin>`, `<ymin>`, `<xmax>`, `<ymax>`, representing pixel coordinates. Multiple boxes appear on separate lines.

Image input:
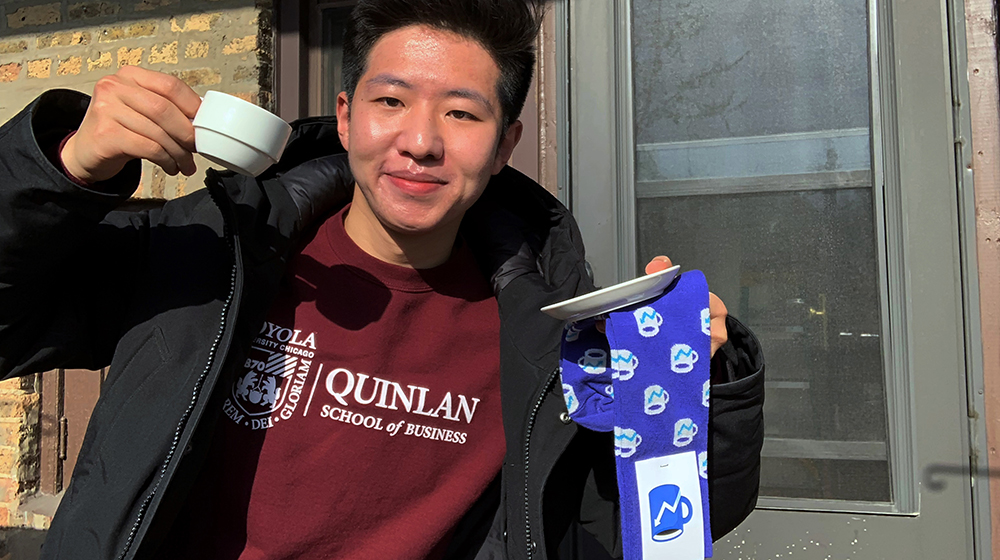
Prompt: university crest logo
<box><xmin>232</xmin><ymin>351</ymin><xmax>297</xmax><ymax>417</ymax></box>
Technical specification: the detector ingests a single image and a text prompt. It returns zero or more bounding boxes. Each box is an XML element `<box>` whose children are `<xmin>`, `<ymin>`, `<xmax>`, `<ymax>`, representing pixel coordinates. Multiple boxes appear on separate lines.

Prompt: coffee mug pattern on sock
<box><xmin>559</xmin><ymin>271</ymin><xmax>713</xmax><ymax>560</ymax></box>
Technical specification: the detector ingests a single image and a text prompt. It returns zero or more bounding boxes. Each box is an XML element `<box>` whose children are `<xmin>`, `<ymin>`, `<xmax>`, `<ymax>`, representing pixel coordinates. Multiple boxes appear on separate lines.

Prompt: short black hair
<box><xmin>342</xmin><ymin>0</ymin><xmax>543</xmax><ymax>133</ymax></box>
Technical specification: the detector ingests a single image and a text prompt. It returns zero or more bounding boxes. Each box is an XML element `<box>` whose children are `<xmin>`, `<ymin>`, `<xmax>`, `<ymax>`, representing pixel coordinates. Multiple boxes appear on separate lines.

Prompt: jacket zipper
<box><xmin>116</xmin><ymin>181</ymin><xmax>240</xmax><ymax>560</ymax></box>
<box><xmin>523</xmin><ymin>367</ymin><xmax>560</xmax><ymax>560</ymax></box>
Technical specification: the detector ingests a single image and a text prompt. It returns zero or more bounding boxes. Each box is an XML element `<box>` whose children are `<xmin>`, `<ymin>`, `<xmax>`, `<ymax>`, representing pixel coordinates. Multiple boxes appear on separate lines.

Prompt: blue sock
<box><xmin>561</xmin><ymin>271</ymin><xmax>712</xmax><ymax>559</ymax></box>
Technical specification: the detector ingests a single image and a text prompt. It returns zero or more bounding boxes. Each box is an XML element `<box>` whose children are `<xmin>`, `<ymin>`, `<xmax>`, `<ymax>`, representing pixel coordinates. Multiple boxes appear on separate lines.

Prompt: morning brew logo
<box><xmin>635</xmin><ymin>452</ymin><xmax>705</xmax><ymax>559</ymax></box>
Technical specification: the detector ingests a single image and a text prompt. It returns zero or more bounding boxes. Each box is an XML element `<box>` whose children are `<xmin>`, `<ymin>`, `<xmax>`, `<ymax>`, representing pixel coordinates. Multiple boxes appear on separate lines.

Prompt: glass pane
<box><xmin>630</xmin><ymin>0</ymin><xmax>891</xmax><ymax>503</ymax></box>
<box><xmin>318</xmin><ymin>4</ymin><xmax>355</xmax><ymax>115</ymax></box>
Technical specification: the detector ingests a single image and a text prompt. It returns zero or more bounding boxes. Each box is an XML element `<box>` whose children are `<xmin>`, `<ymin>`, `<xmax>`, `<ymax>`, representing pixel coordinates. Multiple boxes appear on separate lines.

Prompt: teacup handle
<box><xmin>680</xmin><ymin>496</ymin><xmax>693</xmax><ymax>523</ymax></box>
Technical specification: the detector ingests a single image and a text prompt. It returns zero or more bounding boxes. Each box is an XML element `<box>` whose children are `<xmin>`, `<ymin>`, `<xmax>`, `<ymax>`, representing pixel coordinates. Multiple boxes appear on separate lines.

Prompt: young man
<box><xmin>0</xmin><ymin>1</ymin><xmax>764</xmax><ymax>558</ymax></box>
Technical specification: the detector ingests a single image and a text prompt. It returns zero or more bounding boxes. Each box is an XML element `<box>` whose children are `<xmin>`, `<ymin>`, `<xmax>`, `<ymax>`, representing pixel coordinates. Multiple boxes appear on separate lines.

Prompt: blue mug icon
<box><xmin>649</xmin><ymin>484</ymin><xmax>693</xmax><ymax>542</ymax></box>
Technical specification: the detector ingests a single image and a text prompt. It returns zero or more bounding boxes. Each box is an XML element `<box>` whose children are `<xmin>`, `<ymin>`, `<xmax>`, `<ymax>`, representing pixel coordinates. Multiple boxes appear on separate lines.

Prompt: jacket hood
<box><xmin>269</xmin><ymin>115</ymin><xmax>348</xmax><ymax>175</ymax></box>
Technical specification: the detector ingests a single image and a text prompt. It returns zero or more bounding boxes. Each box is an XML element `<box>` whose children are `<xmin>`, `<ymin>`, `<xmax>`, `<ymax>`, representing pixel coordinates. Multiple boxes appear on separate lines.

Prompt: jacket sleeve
<box><xmin>704</xmin><ymin>315</ymin><xmax>764</xmax><ymax>535</ymax></box>
<box><xmin>0</xmin><ymin>89</ymin><xmax>145</xmax><ymax>379</ymax></box>
<box><xmin>577</xmin><ymin>315</ymin><xmax>765</xmax><ymax>555</ymax></box>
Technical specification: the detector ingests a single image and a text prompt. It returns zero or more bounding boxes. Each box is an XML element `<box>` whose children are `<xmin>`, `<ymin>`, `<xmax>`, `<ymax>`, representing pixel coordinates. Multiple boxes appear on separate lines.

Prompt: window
<box><xmin>630</xmin><ymin>0</ymin><xmax>890</xmax><ymax>504</ymax></box>
<box><xmin>276</xmin><ymin>0</ymin><xmax>356</xmax><ymax>121</ymax></box>
<box><xmin>564</xmin><ymin>0</ymin><xmax>937</xmax><ymax>515</ymax></box>
<box><xmin>308</xmin><ymin>1</ymin><xmax>355</xmax><ymax>116</ymax></box>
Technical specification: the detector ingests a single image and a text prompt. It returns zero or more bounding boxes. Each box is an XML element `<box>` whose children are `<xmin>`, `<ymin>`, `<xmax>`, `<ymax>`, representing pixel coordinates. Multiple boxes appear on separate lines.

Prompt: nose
<box><xmin>397</xmin><ymin>105</ymin><xmax>444</xmax><ymax>161</ymax></box>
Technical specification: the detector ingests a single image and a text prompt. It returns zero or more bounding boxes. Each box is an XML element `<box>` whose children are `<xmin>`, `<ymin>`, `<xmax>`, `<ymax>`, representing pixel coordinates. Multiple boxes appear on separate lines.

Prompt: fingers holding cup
<box><xmin>62</xmin><ymin>67</ymin><xmax>201</xmax><ymax>182</ymax></box>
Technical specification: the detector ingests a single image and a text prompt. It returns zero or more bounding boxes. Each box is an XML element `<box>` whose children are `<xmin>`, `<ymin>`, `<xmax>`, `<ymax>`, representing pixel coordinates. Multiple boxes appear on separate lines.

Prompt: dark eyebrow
<box><xmin>366</xmin><ymin>73</ymin><xmax>412</xmax><ymax>89</ymax></box>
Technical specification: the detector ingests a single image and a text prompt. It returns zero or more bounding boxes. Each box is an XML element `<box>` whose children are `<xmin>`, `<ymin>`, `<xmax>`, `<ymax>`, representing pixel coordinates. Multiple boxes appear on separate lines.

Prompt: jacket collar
<box><xmin>264</xmin><ymin>116</ymin><xmax>595</xmax><ymax>297</ymax></box>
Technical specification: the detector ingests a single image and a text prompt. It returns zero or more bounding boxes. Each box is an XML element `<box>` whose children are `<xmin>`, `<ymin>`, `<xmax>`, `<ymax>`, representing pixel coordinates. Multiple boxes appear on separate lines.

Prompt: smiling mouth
<box><xmin>385</xmin><ymin>172</ymin><xmax>447</xmax><ymax>195</ymax></box>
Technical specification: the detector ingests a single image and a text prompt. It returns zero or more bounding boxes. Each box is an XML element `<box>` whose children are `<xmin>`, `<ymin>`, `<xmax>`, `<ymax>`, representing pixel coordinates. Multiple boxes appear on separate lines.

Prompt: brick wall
<box><xmin>0</xmin><ymin>377</ymin><xmax>39</xmax><ymax>529</ymax></box>
<box><xmin>0</xmin><ymin>0</ymin><xmax>274</xmax><ymax>530</ymax></box>
<box><xmin>0</xmin><ymin>0</ymin><xmax>275</xmax><ymax>199</ymax></box>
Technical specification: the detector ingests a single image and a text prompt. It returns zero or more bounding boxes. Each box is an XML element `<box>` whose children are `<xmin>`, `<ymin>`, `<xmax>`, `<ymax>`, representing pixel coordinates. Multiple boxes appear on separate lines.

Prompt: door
<box><xmin>563</xmin><ymin>0</ymin><xmax>980</xmax><ymax>557</ymax></box>
<box><xmin>39</xmin><ymin>369</ymin><xmax>105</xmax><ymax>494</ymax></box>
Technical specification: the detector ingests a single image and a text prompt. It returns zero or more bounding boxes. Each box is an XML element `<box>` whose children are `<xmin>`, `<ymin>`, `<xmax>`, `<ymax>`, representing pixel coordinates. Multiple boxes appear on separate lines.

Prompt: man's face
<box><xmin>336</xmin><ymin>25</ymin><xmax>522</xmax><ymax>236</ymax></box>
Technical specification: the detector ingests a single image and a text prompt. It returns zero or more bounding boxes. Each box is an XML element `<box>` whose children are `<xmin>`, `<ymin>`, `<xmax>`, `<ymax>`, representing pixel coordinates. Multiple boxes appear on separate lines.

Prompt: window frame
<box><xmin>561</xmin><ymin>0</ymin><xmax>917</xmax><ymax>515</ymax></box>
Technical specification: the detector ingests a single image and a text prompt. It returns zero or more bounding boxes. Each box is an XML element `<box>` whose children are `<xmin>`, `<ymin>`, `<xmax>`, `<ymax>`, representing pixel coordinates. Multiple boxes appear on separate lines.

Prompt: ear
<box><xmin>336</xmin><ymin>91</ymin><xmax>351</xmax><ymax>150</ymax></box>
<box><xmin>491</xmin><ymin>120</ymin><xmax>523</xmax><ymax>175</ymax></box>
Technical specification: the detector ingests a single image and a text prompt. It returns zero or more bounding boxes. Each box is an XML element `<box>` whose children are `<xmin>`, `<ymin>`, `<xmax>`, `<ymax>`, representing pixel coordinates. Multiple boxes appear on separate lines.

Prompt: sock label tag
<box><xmin>635</xmin><ymin>452</ymin><xmax>705</xmax><ymax>559</ymax></box>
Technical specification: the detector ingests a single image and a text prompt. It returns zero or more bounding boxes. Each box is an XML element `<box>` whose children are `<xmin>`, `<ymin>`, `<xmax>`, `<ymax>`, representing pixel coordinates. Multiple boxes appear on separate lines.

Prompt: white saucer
<box><xmin>540</xmin><ymin>265</ymin><xmax>681</xmax><ymax>322</ymax></box>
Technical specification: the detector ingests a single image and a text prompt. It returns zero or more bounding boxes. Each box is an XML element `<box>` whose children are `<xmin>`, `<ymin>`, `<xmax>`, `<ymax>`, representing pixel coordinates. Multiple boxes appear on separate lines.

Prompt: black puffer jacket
<box><xmin>0</xmin><ymin>90</ymin><xmax>764</xmax><ymax>560</ymax></box>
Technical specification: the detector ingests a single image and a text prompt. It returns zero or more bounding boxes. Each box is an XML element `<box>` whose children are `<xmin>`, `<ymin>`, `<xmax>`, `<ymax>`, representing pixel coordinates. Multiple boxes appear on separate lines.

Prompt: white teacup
<box><xmin>643</xmin><ymin>384</ymin><xmax>668</xmax><ymax>415</ymax></box>
<box><xmin>670</xmin><ymin>343</ymin><xmax>698</xmax><ymax>373</ymax></box>
<box><xmin>701</xmin><ymin>307</ymin><xmax>712</xmax><ymax>336</ymax></box>
<box><xmin>577</xmin><ymin>348</ymin><xmax>607</xmax><ymax>375</ymax></box>
<box><xmin>562</xmin><ymin>383</ymin><xmax>579</xmax><ymax>415</ymax></box>
<box><xmin>610</xmin><ymin>349</ymin><xmax>638</xmax><ymax>381</ymax></box>
<box><xmin>614</xmin><ymin>426</ymin><xmax>642</xmax><ymax>458</ymax></box>
<box><xmin>633</xmin><ymin>306</ymin><xmax>663</xmax><ymax>338</ymax></box>
<box><xmin>673</xmin><ymin>418</ymin><xmax>698</xmax><ymax>447</ymax></box>
<box><xmin>193</xmin><ymin>91</ymin><xmax>292</xmax><ymax>177</ymax></box>
<box><xmin>564</xmin><ymin>323</ymin><xmax>583</xmax><ymax>342</ymax></box>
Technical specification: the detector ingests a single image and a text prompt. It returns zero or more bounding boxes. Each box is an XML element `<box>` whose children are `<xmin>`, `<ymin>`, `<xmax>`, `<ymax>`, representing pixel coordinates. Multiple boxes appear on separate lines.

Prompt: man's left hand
<box><xmin>645</xmin><ymin>256</ymin><xmax>728</xmax><ymax>357</ymax></box>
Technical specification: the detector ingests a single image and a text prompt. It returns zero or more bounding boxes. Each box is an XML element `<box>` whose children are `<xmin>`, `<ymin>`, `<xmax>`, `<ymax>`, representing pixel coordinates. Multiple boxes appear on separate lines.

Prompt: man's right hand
<box><xmin>61</xmin><ymin>66</ymin><xmax>202</xmax><ymax>183</ymax></box>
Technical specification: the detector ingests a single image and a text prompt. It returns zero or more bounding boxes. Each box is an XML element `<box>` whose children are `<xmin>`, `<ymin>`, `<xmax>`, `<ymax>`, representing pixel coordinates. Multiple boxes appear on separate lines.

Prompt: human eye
<box><xmin>376</xmin><ymin>97</ymin><xmax>403</xmax><ymax>108</ymax></box>
<box><xmin>448</xmin><ymin>109</ymin><xmax>480</xmax><ymax>122</ymax></box>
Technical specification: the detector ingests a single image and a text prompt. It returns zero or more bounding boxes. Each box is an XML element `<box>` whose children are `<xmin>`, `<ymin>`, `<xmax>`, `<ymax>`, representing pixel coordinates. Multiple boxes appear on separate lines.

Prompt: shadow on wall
<box><xmin>923</xmin><ymin>463</ymin><xmax>1000</xmax><ymax>492</ymax></box>
<box><xmin>0</xmin><ymin>528</ymin><xmax>45</xmax><ymax>560</ymax></box>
